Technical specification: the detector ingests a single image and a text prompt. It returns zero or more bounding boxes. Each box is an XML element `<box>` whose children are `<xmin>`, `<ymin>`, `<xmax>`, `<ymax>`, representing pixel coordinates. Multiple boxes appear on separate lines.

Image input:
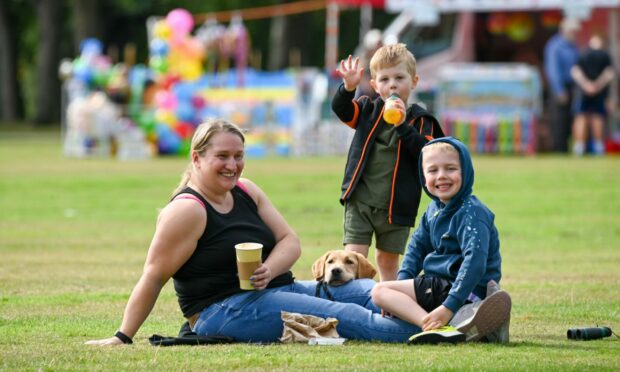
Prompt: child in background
<box><xmin>570</xmin><ymin>34</ymin><xmax>615</xmax><ymax>156</ymax></box>
<box><xmin>332</xmin><ymin>43</ymin><xmax>444</xmax><ymax>281</ymax></box>
<box><xmin>371</xmin><ymin>137</ymin><xmax>511</xmax><ymax>344</ymax></box>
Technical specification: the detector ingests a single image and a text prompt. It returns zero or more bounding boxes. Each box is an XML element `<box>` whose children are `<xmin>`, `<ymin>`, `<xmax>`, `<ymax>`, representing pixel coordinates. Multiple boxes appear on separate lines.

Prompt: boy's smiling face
<box><xmin>422</xmin><ymin>148</ymin><xmax>462</xmax><ymax>204</ymax></box>
<box><xmin>370</xmin><ymin>61</ymin><xmax>419</xmax><ymax>103</ymax></box>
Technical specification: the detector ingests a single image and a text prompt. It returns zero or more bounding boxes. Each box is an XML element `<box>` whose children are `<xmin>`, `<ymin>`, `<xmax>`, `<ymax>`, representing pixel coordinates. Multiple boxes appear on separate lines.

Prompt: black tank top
<box><xmin>172</xmin><ymin>186</ymin><xmax>294</xmax><ymax>317</ymax></box>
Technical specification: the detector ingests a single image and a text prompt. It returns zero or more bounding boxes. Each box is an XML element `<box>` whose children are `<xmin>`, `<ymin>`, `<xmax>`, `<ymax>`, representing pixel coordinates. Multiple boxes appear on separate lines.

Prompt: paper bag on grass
<box><xmin>279</xmin><ymin>311</ymin><xmax>340</xmax><ymax>343</ymax></box>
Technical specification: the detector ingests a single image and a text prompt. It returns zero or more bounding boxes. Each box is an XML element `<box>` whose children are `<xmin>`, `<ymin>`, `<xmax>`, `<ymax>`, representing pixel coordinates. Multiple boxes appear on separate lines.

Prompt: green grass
<box><xmin>1</xmin><ymin>129</ymin><xmax>619</xmax><ymax>371</ymax></box>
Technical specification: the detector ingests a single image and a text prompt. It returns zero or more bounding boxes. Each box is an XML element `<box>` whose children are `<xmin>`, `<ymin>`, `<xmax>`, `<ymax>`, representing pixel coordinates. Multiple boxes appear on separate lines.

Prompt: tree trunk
<box><xmin>0</xmin><ymin>2</ymin><xmax>23</xmax><ymax>121</ymax></box>
<box><xmin>34</xmin><ymin>0</ymin><xmax>63</xmax><ymax>124</ymax></box>
<box><xmin>72</xmin><ymin>0</ymin><xmax>105</xmax><ymax>53</ymax></box>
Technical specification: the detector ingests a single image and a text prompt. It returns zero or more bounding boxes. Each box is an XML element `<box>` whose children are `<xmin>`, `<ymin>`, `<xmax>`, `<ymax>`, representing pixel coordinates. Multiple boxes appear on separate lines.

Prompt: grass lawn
<box><xmin>1</xmin><ymin>128</ymin><xmax>619</xmax><ymax>370</ymax></box>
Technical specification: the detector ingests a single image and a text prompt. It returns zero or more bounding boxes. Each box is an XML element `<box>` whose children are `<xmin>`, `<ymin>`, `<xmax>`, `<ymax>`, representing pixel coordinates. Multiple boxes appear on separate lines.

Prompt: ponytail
<box><xmin>171</xmin><ymin>165</ymin><xmax>192</xmax><ymax>197</ymax></box>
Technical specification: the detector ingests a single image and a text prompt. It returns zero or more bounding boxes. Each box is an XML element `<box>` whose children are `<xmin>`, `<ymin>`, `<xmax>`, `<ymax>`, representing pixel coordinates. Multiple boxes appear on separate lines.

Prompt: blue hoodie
<box><xmin>397</xmin><ymin>137</ymin><xmax>501</xmax><ymax>313</ymax></box>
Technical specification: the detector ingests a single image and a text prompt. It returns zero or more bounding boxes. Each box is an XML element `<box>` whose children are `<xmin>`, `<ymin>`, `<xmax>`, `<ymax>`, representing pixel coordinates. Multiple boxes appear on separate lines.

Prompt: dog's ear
<box><xmin>354</xmin><ymin>252</ymin><xmax>377</xmax><ymax>279</ymax></box>
<box><xmin>312</xmin><ymin>251</ymin><xmax>332</xmax><ymax>280</ymax></box>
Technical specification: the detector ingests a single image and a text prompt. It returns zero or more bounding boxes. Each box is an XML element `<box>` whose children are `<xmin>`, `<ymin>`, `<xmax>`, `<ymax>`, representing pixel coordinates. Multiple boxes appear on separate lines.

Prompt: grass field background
<box><xmin>1</xmin><ymin>128</ymin><xmax>619</xmax><ymax>370</ymax></box>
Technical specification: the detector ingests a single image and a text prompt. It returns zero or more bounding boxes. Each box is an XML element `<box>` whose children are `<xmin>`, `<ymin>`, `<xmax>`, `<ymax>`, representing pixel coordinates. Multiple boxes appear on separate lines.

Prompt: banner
<box><xmin>386</xmin><ymin>0</ymin><xmax>620</xmax><ymax>12</ymax></box>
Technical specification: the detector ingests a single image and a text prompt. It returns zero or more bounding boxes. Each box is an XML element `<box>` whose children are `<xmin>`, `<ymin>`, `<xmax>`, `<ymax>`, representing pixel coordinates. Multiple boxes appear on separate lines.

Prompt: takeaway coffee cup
<box><xmin>235</xmin><ymin>242</ymin><xmax>263</xmax><ymax>290</ymax></box>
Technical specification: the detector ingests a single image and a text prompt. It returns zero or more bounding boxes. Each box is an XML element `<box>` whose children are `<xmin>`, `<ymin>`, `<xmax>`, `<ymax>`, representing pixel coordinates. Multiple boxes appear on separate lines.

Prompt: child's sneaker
<box><xmin>454</xmin><ymin>290</ymin><xmax>512</xmax><ymax>342</ymax></box>
<box><xmin>483</xmin><ymin>280</ymin><xmax>510</xmax><ymax>344</ymax></box>
<box><xmin>483</xmin><ymin>318</ymin><xmax>510</xmax><ymax>344</ymax></box>
<box><xmin>407</xmin><ymin>326</ymin><xmax>466</xmax><ymax>345</ymax></box>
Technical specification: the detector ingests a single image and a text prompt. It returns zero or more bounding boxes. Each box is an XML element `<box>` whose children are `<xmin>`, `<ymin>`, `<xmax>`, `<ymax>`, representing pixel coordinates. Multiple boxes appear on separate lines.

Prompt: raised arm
<box><xmin>239</xmin><ymin>178</ymin><xmax>301</xmax><ymax>290</ymax></box>
<box><xmin>336</xmin><ymin>55</ymin><xmax>364</xmax><ymax>92</ymax></box>
<box><xmin>85</xmin><ymin>199</ymin><xmax>206</xmax><ymax>345</ymax></box>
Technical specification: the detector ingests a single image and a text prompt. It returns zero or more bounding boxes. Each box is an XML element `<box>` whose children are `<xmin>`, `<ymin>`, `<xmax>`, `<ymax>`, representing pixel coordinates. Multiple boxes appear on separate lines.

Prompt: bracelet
<box><xmin>114</xmin><ymin>330</ymin><xmax>133</xmax><ymax>344</ymax></box>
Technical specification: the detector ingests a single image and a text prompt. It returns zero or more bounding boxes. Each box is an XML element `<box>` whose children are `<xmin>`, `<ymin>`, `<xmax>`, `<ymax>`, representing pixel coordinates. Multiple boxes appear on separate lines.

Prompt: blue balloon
<box><xmin>149</xmin><ymin>38</ymin><xmax>169</xmax><ymax>57</ymax></box>
<box><xmin>80</xmin><ymin>38</ymin><xmax>103</xmax><ymax>56</ymax></box>
<box><xmin>176</xmin><ymin>102</ymin><xmax>195</xmax><ymax>123</ymax></box>
<box><xmin>158</xmin><ymin>130</ymin><xmax>182</xmax><ymax>154</ymax></box>
<box><xmin>73</xmin><ymin>61</ymin><xmax>93</xmax><ymax>84</ymax></box>
<box><xmin>172</xmin><ymin>83</ymin><xmax>195</xmax><ymax>101</ymax></box>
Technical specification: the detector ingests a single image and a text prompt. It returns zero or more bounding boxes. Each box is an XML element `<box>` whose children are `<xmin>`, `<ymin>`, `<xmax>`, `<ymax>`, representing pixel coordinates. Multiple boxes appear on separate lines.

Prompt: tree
<box><xmin>73</xmin><ymin>0</ymin><xmax>105</xmax><ymax>52</ymax></box>
<box><xmin>0</xmin><ymin>1</ymin><xmax>25</xmax><ymax>121</ymax></box>
<box><xmin>34</xmin><ymin>0</ymin><xmax>63</xmax><ymax>124</ymax></box>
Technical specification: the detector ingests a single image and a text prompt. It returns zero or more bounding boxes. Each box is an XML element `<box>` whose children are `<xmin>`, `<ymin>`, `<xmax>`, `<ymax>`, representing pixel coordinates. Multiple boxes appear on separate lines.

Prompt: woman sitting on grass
<box><xmin>86</xmin><ymin>119</ymin><xmax>424</xmax><ymax>345</ymax></box>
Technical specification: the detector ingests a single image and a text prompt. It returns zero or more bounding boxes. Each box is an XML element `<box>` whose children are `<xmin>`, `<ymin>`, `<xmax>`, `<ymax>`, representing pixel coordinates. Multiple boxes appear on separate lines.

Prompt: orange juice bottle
<box><xmin>383</xmin><ymin>94</ymin><xmax>403</xmax><ymax>125</ymax></box>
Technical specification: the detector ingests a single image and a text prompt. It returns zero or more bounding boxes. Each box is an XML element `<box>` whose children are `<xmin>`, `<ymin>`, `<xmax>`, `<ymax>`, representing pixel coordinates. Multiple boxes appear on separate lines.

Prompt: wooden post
<box><xmin>325</xmin><ymin>2</ymin><xmax>339</xmax><ymax>72</ymax></box>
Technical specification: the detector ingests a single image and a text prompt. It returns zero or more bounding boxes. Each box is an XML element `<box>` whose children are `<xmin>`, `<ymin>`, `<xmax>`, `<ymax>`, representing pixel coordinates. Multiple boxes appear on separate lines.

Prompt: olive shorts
<box><xmin>343</xmin><ymin>200</ymin><xmax>409</xmax><ymax>254</ymax></box>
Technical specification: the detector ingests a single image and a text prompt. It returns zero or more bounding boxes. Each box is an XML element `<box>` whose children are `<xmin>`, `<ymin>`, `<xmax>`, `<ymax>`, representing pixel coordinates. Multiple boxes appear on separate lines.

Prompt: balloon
<box><xmin>158</xmin><ymin>130</ymin><xmax>182</xmax><ymax>154</ymax></box>
<box><xmin>154</xmin><ymin>90</ymin><xmax>178</xmax><ymax>110</ymax></box>
<box><xmin>153</xmin><ymin>20</ymin><xmax>172</xmax><ymax>40</ymax></box>
<box><xmin>80</xmin><ymin>38</ymin><xmax>103</xmax><ymax>56</ymax></box>
<box><xmin>150</xmin><ymin>38</ymin><xmax>170</xmax><ymax>57</ymax></box>
<box><xmin>179</xmin><ymin>61</ymin><xmax>202</xmax><ymax>81</ymax></box>
<box><xmin>160</xmin><ymin>73</ymin><xmax>181</xmax><ymax>90</ymax></box>
<box><xmin>183</xmin><ymin>38</ymin><xmax>205</xmax><ymax>59</ymax></box>
<box><xmin>92</xmin><ymin>69</ymin><xmax>110</xmax><ymax>88</ymax></box>
<box><xmin>138</xmin><ymin>111</ymin><xmax>156</xmax><ymax>134</ymax></box>
<box><xmin>154</xmin><ymin>108</ymin><xmax>176</xmax><ymax>125</ymax></box>
<box><xmin>172</xmin><ymin>83</ymin><xmax>194</xmax><ymax>101</ymax></box>
<box><xmin>149</xmin><ymin>56</ymin><xmax>168</xmax><ymax>74</ymax></box>
<box><xmin>166</xmin><ymin>8</ymin><xmax>194</xmax><ymax>36</ymax></box>
<box><xmin>191</xmin><ymin>95</ymin><xmax>206</xmax><ymax>109</ymax></box>
<box><xmin>72</xmin><ymin>59</ymin><xmax>93</xmax><ymax>84</ymax></box>
<box><xmin>174</xmin><ymin>121</ymin><xmax>194</xmax><ymax>139</ymax></box>
<box><xmin>176</xmin><ymin>102</ymin><xmax>195</xmax><ymax>122</ymax></box>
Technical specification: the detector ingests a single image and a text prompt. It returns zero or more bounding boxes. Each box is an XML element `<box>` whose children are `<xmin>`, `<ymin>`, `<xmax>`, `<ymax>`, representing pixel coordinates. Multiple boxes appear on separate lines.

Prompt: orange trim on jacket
<box><xmin>344</xmin><ymin>99</ymin><xmax>360</xmax><ymax>129</ymax></box>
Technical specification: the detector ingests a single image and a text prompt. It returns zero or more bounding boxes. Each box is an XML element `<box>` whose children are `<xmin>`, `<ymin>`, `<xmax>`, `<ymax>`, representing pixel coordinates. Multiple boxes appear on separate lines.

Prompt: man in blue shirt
<box><xmin>544</xmin><ymin>18</ymin><xmax>581</xmax><ymax>153</ymax></box>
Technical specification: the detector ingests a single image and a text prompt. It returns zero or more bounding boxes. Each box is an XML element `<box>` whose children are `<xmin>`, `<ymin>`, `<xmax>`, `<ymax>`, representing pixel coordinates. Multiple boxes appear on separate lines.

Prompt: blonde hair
<box><xmin>422</xmin><ymin>141</ymin><xmax>458</xmax><ymax>157</ymax></box>
<box><xmin>369</xmin><ymin>43</ymin><xmax>416</xmax><ymax>79</ymax></box>
<box><xmin>171</xmin><ymin>119</ymin><xmax>245</xmax><ymax>196</ymax></box>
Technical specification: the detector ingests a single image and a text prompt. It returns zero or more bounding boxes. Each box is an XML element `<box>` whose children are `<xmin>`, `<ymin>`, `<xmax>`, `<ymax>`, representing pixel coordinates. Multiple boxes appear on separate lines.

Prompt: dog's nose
<box><xmin>331</xmin><ymin>267</ymin><xmax>342</xmax><ymax>276</ymax></box>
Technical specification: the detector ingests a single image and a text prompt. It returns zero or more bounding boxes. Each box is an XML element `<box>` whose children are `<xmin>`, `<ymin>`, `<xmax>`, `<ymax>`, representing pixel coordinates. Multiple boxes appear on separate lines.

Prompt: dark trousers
<box><xmin>549</xmin><ymin>90</ymin><xmax>574</xmax><ymax>153</ymax></box>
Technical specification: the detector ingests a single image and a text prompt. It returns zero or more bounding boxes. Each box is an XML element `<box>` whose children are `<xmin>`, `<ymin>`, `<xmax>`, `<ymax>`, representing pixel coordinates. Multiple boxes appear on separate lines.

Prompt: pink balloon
<box><xmin>154</xmin><ymin>90</ymin><xmax>178</xmax><ymax>110</ymax></box>
<box><xmin>166</xmin><ymin>8</ymin><xmax>194</xmax><ymax>36</ymax></box>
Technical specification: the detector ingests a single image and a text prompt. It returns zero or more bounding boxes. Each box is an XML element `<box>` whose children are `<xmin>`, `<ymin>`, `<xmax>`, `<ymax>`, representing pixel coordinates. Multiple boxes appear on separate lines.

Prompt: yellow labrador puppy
<box><xmin>312</xmin><ymin>250</ymin><xmax>377</xmax><ymax>286</ymax></box>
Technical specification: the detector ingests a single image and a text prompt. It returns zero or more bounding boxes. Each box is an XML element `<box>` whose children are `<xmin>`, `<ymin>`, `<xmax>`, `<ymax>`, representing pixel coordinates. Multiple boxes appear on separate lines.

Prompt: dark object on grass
<box><xmin>148</xmin><ymin>321</ymin><xmax>235</xmax><ymax>346</ymax></box>
<box><xmin>148</xmin><ymin>334</ymin><xmax>235</xmax><ymax>346</ymax></box>
<box><xmin>567</xmin><ymin>326</ymin><xmax>612</xmax><ymax>341</ymax></box>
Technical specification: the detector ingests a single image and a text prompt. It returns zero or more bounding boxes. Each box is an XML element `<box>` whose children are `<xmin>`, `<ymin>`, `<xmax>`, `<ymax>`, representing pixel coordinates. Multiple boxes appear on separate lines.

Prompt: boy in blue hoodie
<box><xmin>371</xmin><ymin>137</ymin><xmax>511</xmax><ymax>344</ymax></box>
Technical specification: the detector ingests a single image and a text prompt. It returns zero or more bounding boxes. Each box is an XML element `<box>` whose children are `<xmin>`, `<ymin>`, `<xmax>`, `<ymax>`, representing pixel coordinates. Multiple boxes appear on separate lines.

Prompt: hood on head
<box><xmin>418</xmin><ymin>136</ymin><xmax>474</xmax><ymax>208</ymax></box>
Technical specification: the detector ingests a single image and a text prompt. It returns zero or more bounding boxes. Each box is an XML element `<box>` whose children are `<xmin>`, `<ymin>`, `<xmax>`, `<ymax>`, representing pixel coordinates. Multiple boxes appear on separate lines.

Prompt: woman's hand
<box><xmin>250</xmin><ymin>263</ymin><xmax>272</xmax><ymax>290</ymax></box>
<box><xmin>85</xmin><ymin>336</ymin><xmax>125</xmax><ymax>346</ymax></box>
<box><xmin>336</xmin><ymin>55</ymin><xmax>364</xmax><ymax>92</ymax></box>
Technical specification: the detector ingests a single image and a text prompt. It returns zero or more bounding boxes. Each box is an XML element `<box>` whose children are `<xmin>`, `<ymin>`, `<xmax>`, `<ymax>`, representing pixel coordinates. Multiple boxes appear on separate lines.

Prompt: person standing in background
<box><xmin>570</xmin><ymin>34</ymin><xmax>616</xmax><ymax>156</ymax></box>
<box><xmin>544</xmin><ymin>18</ymin><xmax>581</xmax><ymax>153</ymax></box>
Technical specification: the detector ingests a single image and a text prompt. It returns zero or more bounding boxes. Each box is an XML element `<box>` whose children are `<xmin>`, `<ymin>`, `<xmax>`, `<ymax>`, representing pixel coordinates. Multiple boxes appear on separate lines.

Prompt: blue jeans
<box><xmin>193</xmin><ymin>279</ymin><xmax>421</xmax><ymax>343</ymax></box>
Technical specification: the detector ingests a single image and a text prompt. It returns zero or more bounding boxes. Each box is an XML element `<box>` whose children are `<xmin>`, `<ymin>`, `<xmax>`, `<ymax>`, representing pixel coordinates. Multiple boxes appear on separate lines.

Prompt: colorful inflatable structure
<box><xmin>62</xmin><ymin>8</ymin><xmax>300</xmax><ymax>159</ymax></box>
<box><xmin>436</xmin><ymin>63</ymin><xmax>542</xmax><ymax>154</ymax></box>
